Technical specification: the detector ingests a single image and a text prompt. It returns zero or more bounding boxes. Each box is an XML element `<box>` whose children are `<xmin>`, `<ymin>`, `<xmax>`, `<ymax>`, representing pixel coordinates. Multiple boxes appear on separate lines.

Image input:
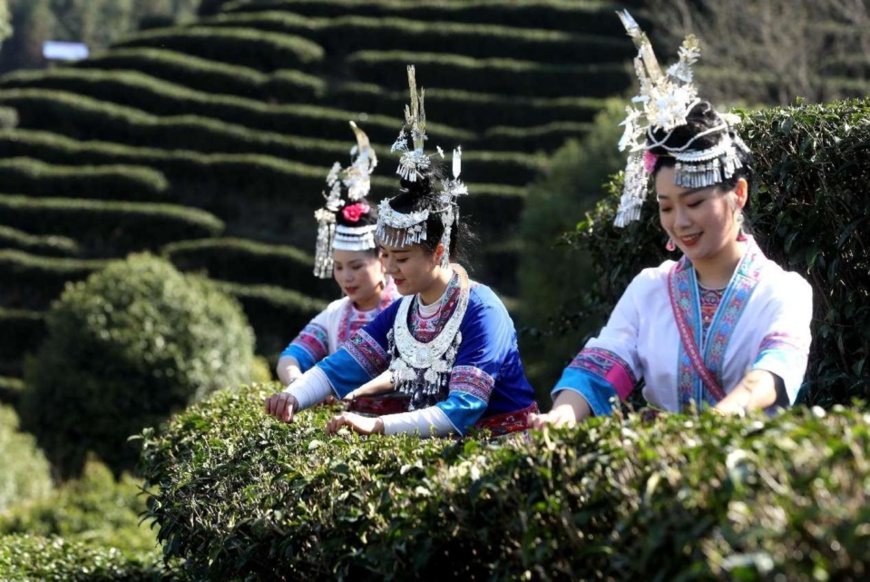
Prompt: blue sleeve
<box><xmin>314</xmin><ymin>300</ymin><xmax>400</xmax><ymax>398</ymax></box>
<box><xmin>435</xmin><ymin>288</ymin><xmax>520</xmax><ymax>434</ymax></box>
<box><xmin>552</xmin><ymin>366</ymin><xmax>620</xmax><ymax>417</ymax></box>
<box><xmin>280</xmin><ymin>344</ymin><xmax>316</xmax><ymax>373</ymax></box>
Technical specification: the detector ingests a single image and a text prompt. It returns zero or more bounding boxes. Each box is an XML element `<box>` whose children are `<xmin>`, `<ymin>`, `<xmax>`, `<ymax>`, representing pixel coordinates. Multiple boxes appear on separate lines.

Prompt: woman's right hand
<box><xmin>264</xmin><ymin>392</ymin><xmax>299</xmax><ymax>423</ymax></box>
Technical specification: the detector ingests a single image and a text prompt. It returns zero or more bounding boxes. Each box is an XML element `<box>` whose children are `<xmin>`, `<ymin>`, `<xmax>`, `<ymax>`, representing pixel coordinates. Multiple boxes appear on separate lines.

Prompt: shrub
<box><xmin>346</xmin><ymin>50</ymin><xmax>629</xmax><ymax>99</ymax></box>
<box><xmin>567</xmin><ymin>98</ymin><xmax>870</xmax><ymax>406</ymax></box>
<box><xmin>0</xmin><ymin>535</ymin><xmax>164</xmax><ymax>582</ymax></box>
<box><xmin>20</xmin><ymin>253</ymin><xmax>256</xmax><ymax>479</ymax></box>
<box><xmin>517</xmin><ymin>99</ymin><xmax>626</xmax><ymax>401</ymax></box>
<box><xmin>140</xmin><ymin>382</ymin><xmax>870</xmax><ymax>580</ymax></box>
<box><xmin>0</xmin><ymin>250</ymin><xmax>106</xmax><ymax>310</ymax></box>
<box><xmin>202</xmin><ymin>11</ymin><xmax>632</xmax><ymax>64</ymax></box>
<box><xmin>331</xmin><ymin>82</ymin><xmax>609</xmax><ymax>134</ymax></box>
<box><xmin>0</xmin><ymin>376</ymin><xmax>25</xmax><ymax>407</ymax></box>
<box><xmin>0</xmin><ymin>105</ymin><xmax>18</xmax><ymax>129</ymax></box>
<box><xmin>115</xmin><ymin>25</ymin><xmax>324</xmax><ymax>72</ymax></box>
<box><xmin>161</xmin><ymin>237</ymin><xmax>332</xmax><ymax>298</ymax></box>
<box><xmin>79</xmin><ymin>47</ymin><xmax>277</xmax><ymax>99</ymax></box>
<box><xmin>215</xmin><ymin>280</ymin><xmax>325</xmax><ymax>358</ymax></box>
<box><xmin>0</xmin><ymin>404</ymin><xmax>52</xmax><ymax>512</ymax></box>
<box><xmin>0</xmin><ymin>194</ymin><xmax>224</xmax><ymax>257</ymax></box>
<box><xmin>0</xmin><ymin>459</ymin><xmax>158</xmax><ymax>558</ymax></box>
<box><xmin>224</xmin><ymin>0</ymin><xmax>625</xmax><ymax>35</ymax></box>
<box><xmin>0</xmin><ymin>156</ymin><xmax>170</xmax><ymax>202</ymax></box>
<box><xmin>0</xmin><ymin>225</ymin><xmax>79</xmax><ymax>257</ymax></box>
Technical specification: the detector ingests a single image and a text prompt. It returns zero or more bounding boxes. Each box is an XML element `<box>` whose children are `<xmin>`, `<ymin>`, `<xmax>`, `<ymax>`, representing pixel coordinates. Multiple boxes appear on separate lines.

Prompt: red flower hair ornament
<box><xmin>341</xmin><ymin>201</ymin><xmax>370</xmax><ymax>223</ymax></box>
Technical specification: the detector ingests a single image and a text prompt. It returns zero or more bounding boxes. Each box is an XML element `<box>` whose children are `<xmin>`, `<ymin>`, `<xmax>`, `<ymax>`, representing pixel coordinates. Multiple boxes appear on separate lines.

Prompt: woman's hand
<box><xmin>528</xmin><ymin>390</ymin><xmax>592</xmax><ymax>429</ymax></box>
<box><xmin>264</xmin><ymin>392</ymin><xmax>299</xmax><ymax>423</ymax></box>
<box><xmin>326</xmin><ymin>412</ymin><xmax>385</xmax><ymax>436</ymax></box>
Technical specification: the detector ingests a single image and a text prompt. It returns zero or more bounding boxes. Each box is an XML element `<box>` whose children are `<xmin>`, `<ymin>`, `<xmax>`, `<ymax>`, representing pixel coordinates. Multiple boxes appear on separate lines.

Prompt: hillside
<box><xmin>0</xmin><ymin>0</ymin><xmax>638</xmax><ymax>385</ymax></box>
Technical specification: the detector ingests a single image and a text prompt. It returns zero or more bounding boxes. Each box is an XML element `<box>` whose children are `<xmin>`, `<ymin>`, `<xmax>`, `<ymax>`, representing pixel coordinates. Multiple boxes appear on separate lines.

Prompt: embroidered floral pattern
<box><xmin>408</xmin><ymin>272</ymin><xmax>462</xmax><ymax>341</ymax></box>
<box><xmin>337</xmin><ymin>286</ymin><xmax>398</xmax><ymax>346</ymax></box>
<box><xmin>672</xmin><ymin>239</ymin><xmax>765</xmax><ymax>408</ymax></box>
<box><xmin>344</xmin><ymin>329</ymin><xmax>389</xmax><ymax>378</ymax></box>
<box><xmin>289</xmin><ymin>323</ymin><xmax>329</xmax><ymax>362</ymax></box>
<box><xmin>470</xmin><ymin>402</ymin><xmax>539</xmax><ymax>437</ymax></box>
<box><xmin>569</xmin><ymin>347</ymin><xmax>638</xmax><ymax>400</ymax></box>
<box><xmin>450</xmin><ymin>365</ymin><xmax>495</xmax><ymax>402</ymax></box>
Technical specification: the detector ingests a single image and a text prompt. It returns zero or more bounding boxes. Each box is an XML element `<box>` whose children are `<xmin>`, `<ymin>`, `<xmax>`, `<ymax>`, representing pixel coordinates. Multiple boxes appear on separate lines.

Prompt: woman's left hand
<box><xmin>326</xmin><ymin>412</ymin><xmax>385</xmax><ymax>436</ymax></box>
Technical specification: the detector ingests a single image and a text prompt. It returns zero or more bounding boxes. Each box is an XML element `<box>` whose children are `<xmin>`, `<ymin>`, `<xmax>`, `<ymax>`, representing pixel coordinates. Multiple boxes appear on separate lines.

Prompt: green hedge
<box><xmin>0</xmin><ymin>308</ymin><xmax>45</xmax><ymax>373</ymax></box>
<box><xmin>202</xmin><ymin>11</ymin><xmax>632</xmax><ymax>64</ymax></box>
<box><xmin>0</xmin><ymin>130</ymin><xmax>329</xmax><ymax>242</ymax></box>
<box><xmin>162</xmin><ymin>237</ymin><xmax>333</xmax><ymax>298</ymax></box>
<box><xmin>216</xmin><ymin>281</ymin><xmax>326</xmax><ymax>357</ymax></box>
<box><xmin>0</xmin><ymin>225</ymin><xmax>79</xmax><ymax>257</ymax></box>
<box><xmin>114</xmin><ymin>25</ymin><xmax>324</xmax><ymax>72</ymax></box>
<box><xmin>0</xmin><ymin>404</ymin><xmax>53</xmax><ymax>512</ymax></box>
<box><xmin>0</xmin><ymin>105</ymin><xmax>19</xmax><ymax>129</ymax></box>
<box><xmin>20</xmin><ymin>254</ymin><xmax>256</xmax><ymax>479</ymax></box>
<box><xmin>0</xmin><ymin>89</ymin><xmax>354</xmax><ymax>167</ymax></box>
<box><xmin>332</xmin><ymin>81</ymin><xmax>609</xmax><ymax>136</ymax></box>
<box><xmin>0</xmin><ymin>194</ymin><xmax>224</xmax><ymax>257</ymax></box>
<box><xmin>347</xmin><ymin>50</ymin><xmax>630</xmax><ymax>98</ymax></box>
<box><xmin>483</xmin><ymin>121</ymin><xmax>591</xmax><ymax>152</ymax></box>
<box><xmin>139</xmin><ymin>382</ymin><xmax>870</xmax><ymax>580</ymax></box>
<box><xmin>0</xmin><ymin>460</ymin><xmax>159</xmax><ymax>558</ymax></box>
<box><xmin>78</xmin><ymin>47</ymin><xmax>279</xmax><ymax>98</ymax></box>
<box><xmin>0</xmin><ymin>69</ymin><xmax>472</xmax><ymax>147</ymax></box>
<box><xmin>223</xmin><ymin>0</ymin><xmax>624</xmax><ymax>35</ymax></box>
<box><xmin>0</xmin><ymin>535</ymin><xmax>164</xmax><ymax>582</ymax></box>
<box><xmin>569</xmin><ymin>98</ymin><xmax>870</xmax><ymax>406</ymax></box>
<box><xmin>0</xmin><ymin>250</ymin><xmax>106</xmax><ymax>310</ymax></box>
<box><xmin>0</xmin><ymin>156</ymin><xmax>169</xmax><ymax>202</ymax></box>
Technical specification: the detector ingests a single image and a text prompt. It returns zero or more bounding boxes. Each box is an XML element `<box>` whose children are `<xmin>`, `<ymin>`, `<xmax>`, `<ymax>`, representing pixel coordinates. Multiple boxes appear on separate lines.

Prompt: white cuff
<box><xmin>283</xmin><ymin>367</ymin><xmax>332</xmax><ymax>411</ymax></box>
<box><xmin>382</xmin><ymin>406</ymin><xmax>456</xmax><ymax>438</ymax></box>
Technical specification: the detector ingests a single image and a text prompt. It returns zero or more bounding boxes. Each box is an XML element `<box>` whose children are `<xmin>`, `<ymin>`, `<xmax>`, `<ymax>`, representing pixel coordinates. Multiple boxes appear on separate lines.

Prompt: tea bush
<box><xmin>20</xmin><ymin>253</ymin><xmax>256</xmax><ymax>479</ymax></box>
<box><xmin>0</xmin><ymin>535</ymin><xmax>164</xmax><ymax>582</ymax></box>
<box><xmin>140</xmin><ymin>382</ymin><xmax>870</xmax><ymax>580</ymax></box>
<box><xmin>0</xmin><ymin>459</ymin><xmax>158</xmax><ymax>557</ymax></box>
<box><xmin>0</xmin><ymin>404</ymin><xmax>52</xmax><ymax>512</ymax></box>
<box><xmin>567</xmin><ymin>98</ymin><xmax>870</xmax><ymax>406</ymax></box>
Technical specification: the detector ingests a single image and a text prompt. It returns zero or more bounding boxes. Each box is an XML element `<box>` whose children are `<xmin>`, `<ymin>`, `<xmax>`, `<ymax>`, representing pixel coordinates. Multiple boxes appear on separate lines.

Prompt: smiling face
<box><xmin>332</xmin><ymin>249</ymin><xmax>385</xmax><ymax>311</ymax></box>
<box><xmin>655</xmin><ymin>165</ymin><xmax>747</xmax><ymax>267</ymax></box>
<box><xmin>378</xmin><ymin>242</ymin><xmax>442</xmax><ymax>298</ymax></box>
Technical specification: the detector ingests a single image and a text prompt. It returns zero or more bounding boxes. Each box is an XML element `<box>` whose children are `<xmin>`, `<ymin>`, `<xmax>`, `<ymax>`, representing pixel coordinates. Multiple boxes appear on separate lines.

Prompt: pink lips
<box><xmin>678</xmin><ymin>233</ymin><xmax>701</xmax><ymax>247</ymax></box>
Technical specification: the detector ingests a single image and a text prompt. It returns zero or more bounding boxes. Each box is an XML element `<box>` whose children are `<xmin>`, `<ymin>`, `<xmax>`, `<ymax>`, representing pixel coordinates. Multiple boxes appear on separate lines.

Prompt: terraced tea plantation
<box><xmin>0</xmin><ymin>0</ymin><xmax>637</xmax><ymax>390</ymax></box>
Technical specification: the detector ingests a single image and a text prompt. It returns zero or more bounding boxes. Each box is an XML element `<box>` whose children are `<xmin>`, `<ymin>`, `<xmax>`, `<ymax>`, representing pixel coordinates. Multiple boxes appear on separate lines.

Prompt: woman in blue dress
<box><xmin>265</xmin><ymin>66</ymin><xmax>537</xmax><ymax>437</ymax></box>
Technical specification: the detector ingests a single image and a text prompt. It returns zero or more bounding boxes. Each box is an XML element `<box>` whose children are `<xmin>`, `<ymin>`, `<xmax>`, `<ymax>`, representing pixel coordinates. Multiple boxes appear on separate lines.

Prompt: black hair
<box><xmin>650</xmin><ymin>100</ymin><xmax>754</xmax><ymax>192</ymax></box>
<box><xmin>335</xmin><ymin>197</ymin><xmax>380</xmax><ymax>258</ymax></box>
<box><xmin>385</xmin><ymin>158</ymin><xmax>476</xmax><ymax>267</ymax></box>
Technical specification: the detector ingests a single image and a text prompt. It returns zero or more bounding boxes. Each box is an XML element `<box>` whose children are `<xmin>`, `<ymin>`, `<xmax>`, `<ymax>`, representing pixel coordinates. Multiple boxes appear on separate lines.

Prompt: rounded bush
<box><xmin>0</xmin><ymin>404</ymin><xmax>52</xmax><ymax>512</ymax></box>
<box><xmin>21</xmin><ymin>253</ymin><xmax>256</xmax><ymax>479</ymax></box>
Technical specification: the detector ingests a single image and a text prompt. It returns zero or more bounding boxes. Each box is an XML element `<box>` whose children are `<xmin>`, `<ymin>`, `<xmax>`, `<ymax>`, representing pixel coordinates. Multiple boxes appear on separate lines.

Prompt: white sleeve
<box><xmin>381</xmin><ymin>406</ymin><xmax>456</xmax><ymax>438</ymax></box>
<box><xmin>283</xmin><ymin>367</ymin><xmax>333</xmax><ymax>411</ymax></box>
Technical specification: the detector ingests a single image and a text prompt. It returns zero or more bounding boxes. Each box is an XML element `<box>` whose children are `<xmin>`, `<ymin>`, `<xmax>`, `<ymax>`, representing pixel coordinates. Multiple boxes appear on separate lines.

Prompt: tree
<box><xmin>517</xmin><ymin>99</ymin><xmax>627</xmax><ymax>400</ymax></box>
<box><xmin>644</xmin><ymin>0</ymin><xmax>870</xmax><ymax>105</ymax></box>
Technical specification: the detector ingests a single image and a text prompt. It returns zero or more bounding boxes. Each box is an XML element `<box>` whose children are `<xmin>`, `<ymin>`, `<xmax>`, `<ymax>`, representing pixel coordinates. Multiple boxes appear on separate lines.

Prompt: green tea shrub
<box><xmin>0</xmin><ymin>459</ymin><xmax>158</xmax><ymax>557</ymax></box>
<box><xmin>0</xmin><ymin>194</ymin><xmax>223</xmax><ymax>257</ymax></box>
<box><xmin>0</xmin><ymin>225</ymin><xmax>79</xmax><ymax>257</ymax></box>
<box><xmin>116</xmin><ymin>26</ymin><xmax>324</xmax><ymax>72</ymax></box>
<box><xmin>140</xmin><ymin>382</ymin><xmax>870</xmax><ymax>580</ymax></box>
<box><xmin>567</xmin><ymin>98</ymin><xmax>870</xmax><ymax>406</ymax></box>
<box><xmin>20</xmin><ymin>253</ymin><xmax>256</xmax><ymax>479</ymax></box>
<box><xmin>0</xmin><ymin>404</ymin><xmax>52</xmax><ymax>512</ymax></box>
<box><xmin>346</xmin><ymin>50</ymin><xmax>628</xmax><ymax>99</ymax></box>
<box><xmin>0</xmin><ymin>534</ymin><xmax>164</xmax><ymax>582</ymax></box>
<box><xmin>0</xmin><ymin>250</ymin><xmax>105</xmax><ymax>310</ymax></box>
<box><xmin>162</xmin><ymin>237</ymin><xmax>331</xmax><ymax>298</ymax></box>
<box><xmin>0</xmin><ymin>157</ymin><xmax>169</xmax><ymax>201</ymax></box>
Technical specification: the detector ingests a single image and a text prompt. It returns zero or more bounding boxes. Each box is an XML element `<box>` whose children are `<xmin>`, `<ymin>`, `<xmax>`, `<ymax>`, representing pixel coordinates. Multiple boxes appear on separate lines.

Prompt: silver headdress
<box><xmin>614</xmin><ymin>10</ymin><xmax>750</xmax><ymax>227</ymax></box>
<box><xmin>313</xmin><ymin>121</ymin><xmax>379</xmax><ymax>278</ymax></box>
<box><xmin>376</xmin><ymin>65</ymin><xmax>467</xmax><ymax>268</ymax></box>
